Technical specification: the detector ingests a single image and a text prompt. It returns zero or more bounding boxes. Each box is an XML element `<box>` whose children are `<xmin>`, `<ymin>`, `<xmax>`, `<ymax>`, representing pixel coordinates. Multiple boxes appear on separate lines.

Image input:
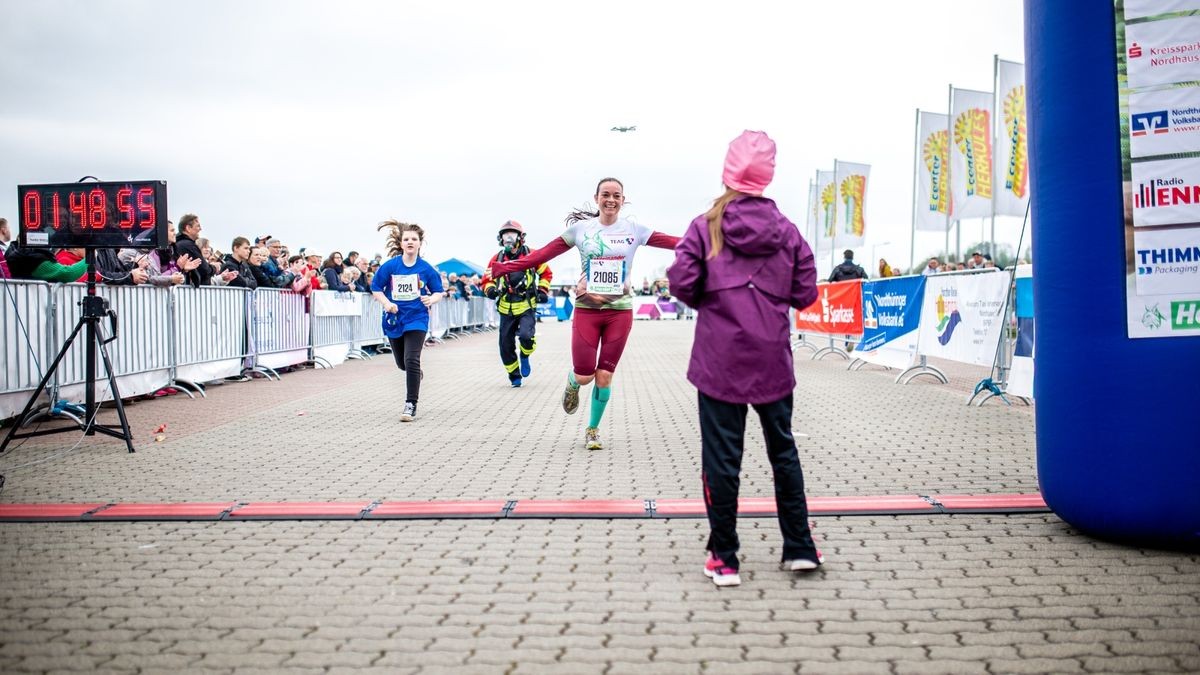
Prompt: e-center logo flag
<box><xmin>816</xmin><ymin>170</ymin><xmax>836</xmax><ymax>252</ymax></box>
<box><xmin>834</xmin><ymin>161</ymin><xmax>869</xmax><ymax>247</ymax></box>
<box><xmin>995</xmin><ymin>60</ymin><xmax>1029</xmax><ymax>217</ymax></box>
<box><xmin>950</xmin><ymin>87</ymin><xmax>995</xmax><ymax>220</ymax></box>
<box><xmin>915</xmin><ymin>111</ymin><xmax>952</xmax><ymax>231</ymax></box>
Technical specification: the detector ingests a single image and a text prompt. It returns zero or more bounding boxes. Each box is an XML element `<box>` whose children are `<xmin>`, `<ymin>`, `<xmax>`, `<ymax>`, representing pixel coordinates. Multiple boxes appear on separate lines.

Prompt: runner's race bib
<box><xmin>587</xmin><ymin>256</ymin><xmax>625</xmax><ymax>295</ymax></box>
<box><xmin>391</xmin><ymin>274</ymin><xmax>420</xmax><ymax>302</ymax></box>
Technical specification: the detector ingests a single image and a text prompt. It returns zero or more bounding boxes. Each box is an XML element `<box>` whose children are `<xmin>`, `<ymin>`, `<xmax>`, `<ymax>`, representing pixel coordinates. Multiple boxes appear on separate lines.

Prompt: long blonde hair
<box><xmin>704</xmin><ymin>187</ymin><xmax>745</xmax><ymax>259</ymax></box>
<box><xmin>377</xmin><ymin>220</ymin><xmax>425</xmax><ymax>258</ymax></box>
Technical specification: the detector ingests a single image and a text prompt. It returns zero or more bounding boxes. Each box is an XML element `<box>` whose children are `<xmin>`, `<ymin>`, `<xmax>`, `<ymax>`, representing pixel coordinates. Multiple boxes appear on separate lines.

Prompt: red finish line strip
<box><xmin>0</xmin><ymin>494</ymin><xmax>1051</xmax><ymax>522</ymax></box>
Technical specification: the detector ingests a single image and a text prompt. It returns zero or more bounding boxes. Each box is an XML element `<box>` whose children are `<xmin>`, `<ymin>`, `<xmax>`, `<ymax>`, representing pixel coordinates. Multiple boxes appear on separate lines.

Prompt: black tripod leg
<box><xmin>0</xmin><ymin>320</ymin><xmax>86</xmax><ymax>454</ymax></box>
<box><xmin>94</xmin><ymin>334</ymin><xmax>135</xmax><ymax>454</ymax></box>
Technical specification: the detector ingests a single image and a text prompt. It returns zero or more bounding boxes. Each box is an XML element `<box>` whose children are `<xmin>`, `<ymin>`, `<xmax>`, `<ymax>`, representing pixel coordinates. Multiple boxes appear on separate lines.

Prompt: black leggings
<box><xmin>388</xmin><ymin>330</ymin><xmax>425</xmax><ymax>403</ymax></box>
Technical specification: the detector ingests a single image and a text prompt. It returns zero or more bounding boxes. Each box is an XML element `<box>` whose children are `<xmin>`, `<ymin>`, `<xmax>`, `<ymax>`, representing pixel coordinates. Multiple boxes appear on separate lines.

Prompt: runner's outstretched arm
<box><xmin>489</xmin><ymin>237</ymin><xmax>572</xmax><ymax>276</ymax></box>
<box><xmin>647</xmin><ymin>232</ymin><xmax>681</xmax><ymax>249</ymax></box>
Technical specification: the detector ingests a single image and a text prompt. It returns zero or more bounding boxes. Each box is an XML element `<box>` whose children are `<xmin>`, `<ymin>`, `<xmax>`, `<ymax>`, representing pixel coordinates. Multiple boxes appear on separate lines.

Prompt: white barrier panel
<box><xmin>173</xmin><ymin>285</ymin><xmax>249</xmax><ymax>384</ymax></box>
<box><xmin>917</xmin><ymin>271</ymin><xmax>1009</xmax><ymax>367</ymax></box>
<box><xmin>0</xmin><ymin>280</ymin><xmax>56</xmax><ymax>419</ymax></box>
<box><xmin>53</xmin><ymin>283</ymin><xmax>173</xmax><ymax>404</ymax></box>
<box><xmin>251</xmin><ymin>288</ymin><xmax>310</xmax><ymax>371</ymax></box>
<box><xmin>427</xmin><ymin>301</ymin><xmax>449</xmax><ymax>340</ymax></box>
<box><xmin>355</xmin><ymin>293</ymin><xmax>386</xmax><ymax>350</ymax></box>
<box><xmin>311</xmin><ymin>290</ymin><xmax>360</xmax><ymax>366</ymax></box>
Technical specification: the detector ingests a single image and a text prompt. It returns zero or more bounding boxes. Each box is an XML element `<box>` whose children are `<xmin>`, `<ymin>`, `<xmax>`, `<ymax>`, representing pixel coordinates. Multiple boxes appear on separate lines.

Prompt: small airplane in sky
<box><xmin>610</xmin><ymin>125</ymin><xmax>637</xmax><ymax>133</ymax></box>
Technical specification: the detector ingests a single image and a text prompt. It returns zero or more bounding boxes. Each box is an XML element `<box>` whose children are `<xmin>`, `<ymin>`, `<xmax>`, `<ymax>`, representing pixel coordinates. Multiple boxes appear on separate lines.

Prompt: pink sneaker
<box><xmin>783</xmin><ymin>549</ymin><xmax>825</xmax><ymax>571</ymax></box>
<box><xmin>703</xmin><ymin>552</ymin><xmax>741</xmax><ymax>587</ymax></box>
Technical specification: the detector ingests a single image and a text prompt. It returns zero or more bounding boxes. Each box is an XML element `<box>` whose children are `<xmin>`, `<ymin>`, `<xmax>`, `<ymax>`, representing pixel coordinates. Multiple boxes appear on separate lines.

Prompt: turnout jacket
<box><xmin>481</xmin><ymin>248</ymin><xmax>552</xmax><ymax>316</ymax></box>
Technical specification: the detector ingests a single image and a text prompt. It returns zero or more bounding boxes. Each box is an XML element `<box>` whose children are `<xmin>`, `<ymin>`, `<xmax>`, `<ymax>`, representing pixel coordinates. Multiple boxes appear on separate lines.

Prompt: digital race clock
<box><xmin>17</xmin><ymin>180</ymin><xmax>168</xmax><ymax>249</ymax></box>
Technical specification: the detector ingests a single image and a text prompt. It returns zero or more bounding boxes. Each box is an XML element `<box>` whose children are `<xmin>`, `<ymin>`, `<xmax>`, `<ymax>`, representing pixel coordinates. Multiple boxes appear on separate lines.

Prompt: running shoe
<box><xmin>703</xmin><ymin>552</ymin><xmax>741</xmax><ymax>587</ymax></box>
<box><xmin>584</xmin><ymin>426</ymin><xmax>602</xmax><ymax>450</ymax></box>
<box><xmin>400</xmin><ymin>401</ymin><xmax>417</xmax><ymax>422</ymax></box>
<box><xmin>511</xmin><ymin>378</ymin><xmax>523</xmax><ymax>388</ymax></box>
<box><xmin>783</xmin><ymin>550</ymin><xmax>825</xmax><ymax>571</ymax></box>
<box><xmin>520</xmin><ymin>355</ymin><xmax>531</xmax><ymax>377</ymax></box>
<box><xmin>562</xmin><ymin>382</ymin><xmax>580</xmax><ymax>414</ymax></box>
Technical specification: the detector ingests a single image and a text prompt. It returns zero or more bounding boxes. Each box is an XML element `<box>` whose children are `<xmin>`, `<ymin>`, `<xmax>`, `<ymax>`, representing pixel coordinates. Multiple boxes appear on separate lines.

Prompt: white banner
<box><xmin>950</xmin><ymin>88</ymin><xmax>995</xmax><ymax>220</ymax></box>
<box><xmin>1134</xmin><ymin>226</ymin><xmax>1200</xmax><ymax>296</ymax></box>
<box><xmin>995</xmin><ymin>60</ymin><xmax>1030</xmax><ymax>217</ymax></box>
<box><xmin>1129</xmin><ymin>86</ymin><xmax>1200</xmax><ymax>157</ymax></box>
<box><xmin>1008</xmin><ymin>264</ymin><xmax>1034</xmax><ymax>400</ymax></box>
<box><xmin>916</xmin><ymin>271</ymin><xmax>1009</xmax><ymax>367</ymax></box>
<box><xmin>805</xmin><ymin>178</ymin><xmax>819</xmax><ymax>246</ymax></box>
<box><xmin>1125</xmin><ymin>16</ymin><xmax>1200</xmax><ymax>89</ymax></box>
<box><xmin>915</xmin><ymin>111</ymin><xmax>952</xmax><ymax>231</ymax></box>
<box><xmin>1125</xmin><ymin>0</ymin><xmax>1200</xmax><ymax>20</ymax></box>
<box><xmin>312</xmin><ymin>290</ymin><xmax>363</xmax><ymax>317</ymax></box>
<box><xmin>1131</xmin><ymin>156</ymin><xmax>1200</xmax><ymax>227</ymax></box>
<box><xmin>834</xmin><ymin>160</ymin><xmax>869</xmax><ymax>248</ymax></box>
<box><xmin>816</xmin><ymin>170</ymin><xmax>836</xmax><ymax>252</ymax></box>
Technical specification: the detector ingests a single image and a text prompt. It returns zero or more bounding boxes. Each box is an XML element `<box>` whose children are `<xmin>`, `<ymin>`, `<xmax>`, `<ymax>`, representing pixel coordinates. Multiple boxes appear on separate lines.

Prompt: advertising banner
<box><xmin>1007</xmin><ymin>264</ymin><xmax>1034</xmax><ymax>399</ymax></box>
<box><xmin>816</xmin><ymin>170</ymin><xmax>836</xmax><ymax>252</ymax></box>
<box><xmin>1119</xmin><ymin>6</ymin><xmax>1200</xmax><ymax>338</ymax></box>
<box><xmin>312</xmin><ymin>290</ymin><xmax>362</xmax><ymax>317</ymax></box>
<box><xmin>949</xmin><ymin>87</ymin><xmax>995</xmax><ymax>220</ymax></box>
<box><xmin>794</xmin><ymin>280</ymin><xmax>864</xmax><ymax>336</ymax></box>
<box><xmin>1130</xmin><ymin>156</ymin><xmax>1200</xmax><ymax>227</ymax></box>
<box><xmin>805</xmin><ymin>178</ymin><xmax>819</xmax><ymax>246</ymax></box>
<box><xmin>1125</xmin><ymin>15</ymin><xmax>1200</xmax><ymax>89</ymax></box>
<box><xmin>915</xmin><ymin>111</ymin><xmax>952</xmax><ymax>232</ymax></box>
<box><xmin>916</xmin><ymin>271</ymin><xmax>1009</xmax><ymax>367</ymax></box>
<box><xmin>1125</xmin><ymin>0</ymin><xmax>1200</xmax><ymax>20</ymax></box>
<box><xmin>834</xmin><ymin>161</ymin><xmax>869</xmax><ymax>248</ymax></box>
<box><xmin>856</xmin><ymin>275</ymin><xmax>925</xmax><ymax>370</ymax></box>
<box><xmin>1129</xmin><ymin>86</ymin><xmax>1200</xmax><ymax>157</ymax></box>
<box><xmin>995</xmin><ymin>59</ymin><xmax>1030</xmax><ymax>217</ymax></box>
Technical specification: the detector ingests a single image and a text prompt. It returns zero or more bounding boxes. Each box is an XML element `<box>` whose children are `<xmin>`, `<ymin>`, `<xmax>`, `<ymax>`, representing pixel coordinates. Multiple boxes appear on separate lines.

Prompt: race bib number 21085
<box><xmin>587</xmin><ymin>256</ymin><xmax>625</xmax><ymax>295</ymax></box>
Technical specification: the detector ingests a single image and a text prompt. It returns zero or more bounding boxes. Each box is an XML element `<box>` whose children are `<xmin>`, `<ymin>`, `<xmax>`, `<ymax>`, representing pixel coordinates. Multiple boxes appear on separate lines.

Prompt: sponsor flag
<box><xmin>995</xmin><ymin>60</ymin><xmax>1029</xmax><ymax>217</ymax></box>
<box><xmin>915</xmin><ymin>271</ymin><xmax>1008</xmax><ymax>366</ymax></box>
<box><xmin>1129</xmin><ymin>87</ymin><xmax>1200</xmax><ymax>157</ymax></box>
<box><xmin>1125</xmin><ymin>16</ymin><xmax>1200</xmax><ymax>89</ymax></box>
<box><xmin>915</xmin><ymin>111</ymin><xmax>952</xmax><ymax>231</ymax></box>
<box><xmin>793</xmin><ymin>280</ymin><xmax>864</xmax><ymax>336</ymax></box>
<box><xmin>949</xmin><ymin>87</ymin><xmax>995</xmax><ymax>220</ymax></box>
<box><xmin>805</xmin><ymin>178</ymin><xmax>818</xmax><ymax>245</ymax></box>
<box><xmin>816</xmin><ymin>170</ymin><xmax>836</xmax><ymax>252</ymax></box>
<box><xmin>1007</xmin><ymin>264</ymin><xmax>1034</xmax><ymax>399</ymax></box>
<box><xmin>834</xmin><ymin>161</ymin><xmax>869</xmax><ymax>247</ymax></box>
<box><xmin>857</xmin><ymin>276</ymin><xmax>926</xmax><ymax>370</ymax></box>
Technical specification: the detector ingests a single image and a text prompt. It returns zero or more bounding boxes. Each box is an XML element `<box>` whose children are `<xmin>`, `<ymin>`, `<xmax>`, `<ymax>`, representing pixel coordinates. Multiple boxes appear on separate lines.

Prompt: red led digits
<box><xmin>23</xmin><ymin>191</ymin><xmax>41</xmax><ymax>229</ymax></box>
<box><xmin>116</xmin><ymin>187</ymin><xmax>134</xmax><ymax>229</ymax></box>
<box><xmin>69</xmin><ymin>191</ymin><xmax>87</xmax><ymax>229</ymax></box>
<box><xmin>88</xmin><ymin>188</ymin><xmax>106</xmax><ymax>229</ymax></box>
<box><xmin>51</xmin><ymin>193</ymin><xmax>62</xmax><ymax>230</ymax></box>
<box><xmin>136</xmin><ymin>187</ymin><xmax>155</xmax><ymax>228</ymax></box>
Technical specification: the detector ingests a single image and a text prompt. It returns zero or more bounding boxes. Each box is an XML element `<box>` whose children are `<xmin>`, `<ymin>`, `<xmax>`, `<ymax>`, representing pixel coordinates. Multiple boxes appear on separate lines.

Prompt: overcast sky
<box><xmin>0</xmin><ymin>0</ymin><xmax>1025</xmax><ymax>280</ymax></box>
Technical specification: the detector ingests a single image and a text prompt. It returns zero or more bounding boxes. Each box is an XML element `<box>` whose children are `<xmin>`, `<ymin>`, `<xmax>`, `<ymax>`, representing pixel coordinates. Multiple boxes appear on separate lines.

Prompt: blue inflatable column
<box><xmin>1026</xmin><ymin>1</ymin><xmax>1199</xmax><ymax>546</ymax></box>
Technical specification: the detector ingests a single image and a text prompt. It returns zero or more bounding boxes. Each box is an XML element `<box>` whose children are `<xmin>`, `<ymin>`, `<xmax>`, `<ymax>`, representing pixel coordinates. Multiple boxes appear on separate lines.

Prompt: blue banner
<box><xmin>859</xmin><ymin>276</ymin><xmax>926</xmax><ymax>352</ymax></box>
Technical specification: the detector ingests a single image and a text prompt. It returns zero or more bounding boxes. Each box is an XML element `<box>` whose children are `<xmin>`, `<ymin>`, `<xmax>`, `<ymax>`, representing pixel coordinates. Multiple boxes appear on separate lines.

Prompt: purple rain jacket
<box><xmin>667</xmin><ymin>196</ymin><xmax>818</xmax><ymax>404</ymax></box>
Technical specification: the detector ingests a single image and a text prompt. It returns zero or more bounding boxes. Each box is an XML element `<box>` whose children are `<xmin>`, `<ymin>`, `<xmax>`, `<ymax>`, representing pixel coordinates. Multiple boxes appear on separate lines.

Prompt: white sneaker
<box><xmin>783</xmin><ymin>550</ymin><xmax>824</xmax><ymax>571</ymax></box>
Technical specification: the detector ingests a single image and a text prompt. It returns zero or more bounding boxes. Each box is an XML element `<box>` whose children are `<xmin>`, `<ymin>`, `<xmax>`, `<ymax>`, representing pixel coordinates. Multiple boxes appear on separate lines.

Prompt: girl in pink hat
<box><xmin>488</xmin><ymin>177</ymin><xmax>680</xmax><ymax>451</ymax></box>
<box><xmin>667</xmin><ymin>130</ymin><xmax>823</xmax><ymax>587</ymax></box>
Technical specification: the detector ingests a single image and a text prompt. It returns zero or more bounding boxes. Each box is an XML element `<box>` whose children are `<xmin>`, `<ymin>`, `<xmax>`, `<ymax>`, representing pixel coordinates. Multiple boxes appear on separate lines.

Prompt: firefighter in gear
<box><xmin>482</xmin><ymin>221</ymin><xmax>553</xmax><ymax>387</ymax></box>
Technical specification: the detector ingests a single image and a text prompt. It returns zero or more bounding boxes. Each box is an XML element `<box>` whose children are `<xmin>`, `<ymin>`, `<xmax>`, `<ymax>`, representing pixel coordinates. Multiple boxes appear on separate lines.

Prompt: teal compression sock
<box><xmin>588</xmin><ymin>386</ymin><xmax>611</xmax><ymax>428</ymax></box>
<box><xmin>568</xmin><ymin>371</ymin><xmax>580</xmax><ymax>388</ymax></box>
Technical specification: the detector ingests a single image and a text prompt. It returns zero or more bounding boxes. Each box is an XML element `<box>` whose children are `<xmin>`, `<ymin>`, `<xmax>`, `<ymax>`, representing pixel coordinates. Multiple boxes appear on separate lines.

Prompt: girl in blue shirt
<box><xmin>370</xmin><ymin>220</ymin><xmax>445</xmax><ymax>421</ymax></box>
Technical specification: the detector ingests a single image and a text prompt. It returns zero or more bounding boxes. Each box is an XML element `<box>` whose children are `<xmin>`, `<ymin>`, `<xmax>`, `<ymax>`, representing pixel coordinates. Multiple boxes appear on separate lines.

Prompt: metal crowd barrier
<box><xmin>310</xmin><ymin>291</ymin><xmax>369</xmax><ymax>367</ymax></box>
<box><xmin>0</xmin><ymin>280</ymin><xmax>56</xmax><ymax>420</ymax></box>
<box><xmin>249</xmin><ymin>287</ymin><xmax>310</xmax><ymax>377</ymax></box>
<box><xmin>0</xmin><ymin>280</ymin><xmax>512</xmax><ymax>421</ymax></box>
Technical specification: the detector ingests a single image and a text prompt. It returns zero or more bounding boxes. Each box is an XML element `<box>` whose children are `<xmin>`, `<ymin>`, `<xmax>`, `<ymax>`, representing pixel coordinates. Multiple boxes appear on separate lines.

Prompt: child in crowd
<box><xmin>370</xmin><ymin>220</ymin><xmax>444</xmax><ymax>422</ymax></box>
<box><xmin>667</xmin><ymin>130</ymin><xmax>823</xmax><ymax>587</ymax></box>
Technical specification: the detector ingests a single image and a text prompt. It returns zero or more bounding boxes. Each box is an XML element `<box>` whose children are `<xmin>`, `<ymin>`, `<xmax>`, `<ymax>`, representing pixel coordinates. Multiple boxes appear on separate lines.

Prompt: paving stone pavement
<box><xmin>1</xmin><ymin>320</ymin><xmax>1197</xmax><ymax>673</ymax></box>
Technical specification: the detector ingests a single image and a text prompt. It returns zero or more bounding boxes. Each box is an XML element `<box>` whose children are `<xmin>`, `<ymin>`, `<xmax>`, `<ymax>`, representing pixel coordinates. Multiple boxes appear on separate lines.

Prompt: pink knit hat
<box><xmin>722</xmin><ymin>130</ymin><xmax>776</xmax><ymax>196</ymax></box>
